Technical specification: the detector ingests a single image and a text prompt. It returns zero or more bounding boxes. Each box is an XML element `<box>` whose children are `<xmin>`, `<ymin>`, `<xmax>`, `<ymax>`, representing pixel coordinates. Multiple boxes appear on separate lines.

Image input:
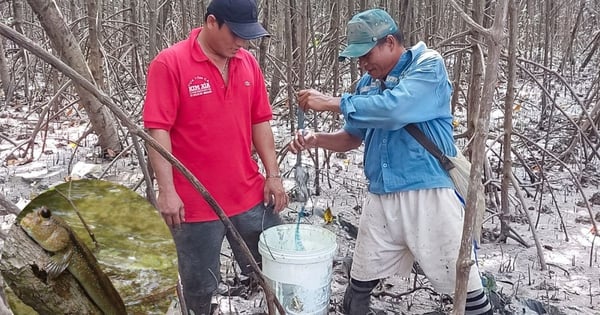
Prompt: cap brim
<box><xmin>226</xmin><ymin>21</ymin><xmax>270</xmax><ymax>40</ymax></box>
<box><xmin>338</xmin><ymin>42</ymin><xmax>376</xmax><ymax>61</ymax></box>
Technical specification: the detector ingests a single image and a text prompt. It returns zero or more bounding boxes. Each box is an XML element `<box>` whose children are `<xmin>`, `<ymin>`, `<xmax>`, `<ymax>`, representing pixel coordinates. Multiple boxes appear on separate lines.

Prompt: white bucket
<box><xmin>258</xmin><ymin>224</ymin><xmax>338</xmax><ymax>315</ymax></box>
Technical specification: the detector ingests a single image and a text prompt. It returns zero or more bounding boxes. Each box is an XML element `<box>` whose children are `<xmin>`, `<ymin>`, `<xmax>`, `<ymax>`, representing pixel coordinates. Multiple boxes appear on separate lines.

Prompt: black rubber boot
<box><xmin>342</xmin><ymin>279</ymin><xmax>378</xmax><ymax>315</ymax></box>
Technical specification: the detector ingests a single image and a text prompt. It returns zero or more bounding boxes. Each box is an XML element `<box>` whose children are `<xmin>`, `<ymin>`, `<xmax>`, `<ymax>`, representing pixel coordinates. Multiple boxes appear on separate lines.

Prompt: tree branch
<box><xmin>446</xmin><ymin>0</ymin><xmax>491</xmax><ymax>38</ymax></box>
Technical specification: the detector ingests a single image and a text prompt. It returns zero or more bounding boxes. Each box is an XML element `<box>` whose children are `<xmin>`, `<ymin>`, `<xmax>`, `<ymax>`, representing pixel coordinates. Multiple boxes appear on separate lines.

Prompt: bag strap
<box><xmin>404</xmin><ymin>124</ymin><xmax>455</xmax><ymax>171</ymax></box>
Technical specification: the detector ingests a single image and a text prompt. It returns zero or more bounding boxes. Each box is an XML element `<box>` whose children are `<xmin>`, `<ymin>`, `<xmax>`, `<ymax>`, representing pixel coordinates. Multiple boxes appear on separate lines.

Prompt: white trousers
<box><xmin>350</xmin><ymin>188</ymin><xmax>483</xmax><ymax>294</ymax></box>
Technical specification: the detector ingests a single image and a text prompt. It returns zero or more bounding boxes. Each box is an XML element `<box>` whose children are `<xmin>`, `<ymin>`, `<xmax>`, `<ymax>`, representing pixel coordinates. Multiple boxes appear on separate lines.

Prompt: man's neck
<box><xmin>197</xmin><ymin>31</ymin><xmax>228</xmax><ymax>64</ymax></box>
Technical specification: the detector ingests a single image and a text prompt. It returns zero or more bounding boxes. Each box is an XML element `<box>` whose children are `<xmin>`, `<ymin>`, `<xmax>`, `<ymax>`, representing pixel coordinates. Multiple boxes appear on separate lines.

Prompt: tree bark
<box><xmin>447</xmin><ymin>0</ymin><xmax>509</xmax><ymax>314</ymax></box>
<box><xmin>0</xmin><ymin>38</ymin><xmax>10</xmax><ymax>101</ymax></box>
<box><xmin>0</xmin><ymin>279</ymin><xmax>12</xmax><ymax>315</ymax></box>
<box><xmin>449</xmin><ymin>0</ymin><xmax>466</xmax><ymax>116</ymax></box>
<box><xmin>465</xmin><ymin>0</ymin><xmax>484</xmax><ymax>150</ymax></box>
<box><xmin>129</xmin><ymin>0</ymin><xmax>143</xmax><ymax>83</ymax></box>
<box><xmin>538</xmin><ymin>0</ymin><xmax>553</xmax><ymax>127</ymax></box>
<box><xmin>148</xmin><ymin>0</ymin><xmax>159</xmax><ymax>61</ymax></box>
<box><xmin>258</xmin><ymin>0</ymin><xmax>271</xmax><ymax>70</ymax></box>
<box><xmin>86</xmin><ymin>0</ymin><xmax>106</xmax><ymax>91</ymax></box>
<box><xmin>0</xmin><ymin>193</ymin><xmax>18</xmax><ymax>315</ymax></box>
<box><xmin>348</xmin><ymin>0</ymin><xmax>359</xmax><ymax>89</ymax></box>
<box><xmin>11</xmin><ymin>0</ymin><xmax>29</xmax><ymax>105</ymax></box>
<box><xmin>179</xmin><ymin>0</ymin><xmax>189</xmax><ymax>37</ymax></box>
<box><xmin>26</xmin><ymin>0</ymin><xmax>121</xmax><ymax>154</ymax></box>
<box><xmin>331</xmin><ymin>0</ymin><xmax>340</xmax><ymax>97</ymax></box>
<box><xmin>558</xmin><ymin>0</ymin><xmax>584</xmax><ymax>73</ymax></box>
<box><xmin>500</xmin><ymin>0</ymin><xmax>518</xmax><ymax>244</ymax></box>
<box><xmin>399</xmin><ymin>0</ymin><xmax>415</xmax><ymax>45</ymax></box>
<box><xmin>1</xmin><ymin>224</ymin><xmax>101</xmax><ymax>314</ymax></box>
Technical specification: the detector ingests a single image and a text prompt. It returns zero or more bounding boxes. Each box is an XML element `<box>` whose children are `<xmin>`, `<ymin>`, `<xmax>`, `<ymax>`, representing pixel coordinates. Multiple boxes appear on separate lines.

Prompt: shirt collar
<box><xmin>189</xmin><ymin>28</ymin><xmax>207</xmax><ymax>63</ymax></box>
<box><xmin>383</xmin><ymin>41</ymin><xmax>428</xmax><ymax>86</ymax></box>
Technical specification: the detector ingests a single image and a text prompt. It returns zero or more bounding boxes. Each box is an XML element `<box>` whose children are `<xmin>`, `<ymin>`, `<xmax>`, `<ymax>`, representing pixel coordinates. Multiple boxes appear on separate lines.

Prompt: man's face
<box><xmin>206</xmin><ymin>15</ymin><xmax>248</xmax><ymax>58</ymax></box>
<box><xmin>357</xmin><ymin>35</ymin><xmax>394</xmax><ymax>80</ymax></box>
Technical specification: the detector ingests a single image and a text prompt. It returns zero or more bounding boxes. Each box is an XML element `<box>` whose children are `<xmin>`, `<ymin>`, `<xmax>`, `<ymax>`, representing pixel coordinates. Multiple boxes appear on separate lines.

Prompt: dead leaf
<box><xmin>323</xmin><ymin>206</ymin><xmax>334</xmax><ymax>224</ymax></box>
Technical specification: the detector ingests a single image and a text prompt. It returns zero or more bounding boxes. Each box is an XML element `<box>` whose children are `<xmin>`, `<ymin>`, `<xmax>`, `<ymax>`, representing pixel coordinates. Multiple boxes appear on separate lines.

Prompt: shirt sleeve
<box><xmin>340</xmin><ymin>52</ymin><xmax>452</xmax><ymax>131</ymax></box>
<box><xmin>342</xmin><ymin>75</ymin><xmax>371</xmax><ymax>139</ymax></box>
<box><xmin>143</xmin><ymin>57</ymin><xmax>180</xmax><ymax>131</ymax></box>
<box><xmin>250</xmin><ymin>57</ymin><xmax>273</xmax><ymax>124</ymax></box>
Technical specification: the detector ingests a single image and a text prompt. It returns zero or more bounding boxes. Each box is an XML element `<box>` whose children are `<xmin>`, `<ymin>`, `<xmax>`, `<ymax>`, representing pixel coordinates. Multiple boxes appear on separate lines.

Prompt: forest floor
<box><xmin>2</xmin><ymin>110</ymin><xmax>600</xmax><ymax>315</ymax></box>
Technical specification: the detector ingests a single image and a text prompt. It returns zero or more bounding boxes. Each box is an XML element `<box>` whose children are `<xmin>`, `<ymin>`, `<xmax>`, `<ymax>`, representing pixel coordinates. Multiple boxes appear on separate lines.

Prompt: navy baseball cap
<box><xmin>207</xmin><ymin>0</ymin><xmax>270</xmax><ymax>40</ymax></box>
<box><xmin>339</xmin><ymin>9</ymin><xmax>398</xmax><ymax>60</ymax></box>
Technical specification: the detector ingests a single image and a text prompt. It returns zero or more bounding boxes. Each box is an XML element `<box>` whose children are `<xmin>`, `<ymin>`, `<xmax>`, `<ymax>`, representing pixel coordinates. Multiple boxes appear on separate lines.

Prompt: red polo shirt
<box><xmin>143</xmin><ymin>27</ymin><xmax>272</xmax><ymax>222</ymax></box>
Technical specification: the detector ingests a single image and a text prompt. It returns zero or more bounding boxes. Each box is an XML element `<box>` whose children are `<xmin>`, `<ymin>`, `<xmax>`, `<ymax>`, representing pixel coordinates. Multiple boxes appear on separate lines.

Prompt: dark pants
<box><xmin>171</xmin><ymin>203</ymin><xmax>282</xmax><ymax>314</ymax></box>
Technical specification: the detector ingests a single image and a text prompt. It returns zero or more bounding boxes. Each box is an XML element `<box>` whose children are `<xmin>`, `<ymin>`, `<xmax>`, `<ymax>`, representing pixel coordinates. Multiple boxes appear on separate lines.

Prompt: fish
<box><xmin>20</xmin><ymin>206</ymin><xmax>127</xmax><ymax>315</ymax></box>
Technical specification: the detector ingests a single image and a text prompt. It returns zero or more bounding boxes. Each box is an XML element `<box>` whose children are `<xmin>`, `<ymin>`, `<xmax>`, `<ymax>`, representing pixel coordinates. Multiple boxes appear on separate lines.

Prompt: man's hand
<box><xmin>157</xmin><ymin>189</ymin><xmax>185</xmax><ymax>228</ymax></box>
<box><xmin>264</xmin><ymin>177</ymin><xmax>288</xmax><ymax>212</ymax></box>
<box><xmin>288</xmin><ymin>129</ymin><xmax>317</xmax><ymax>154</ymax></box>
<box><xmin>297</xmin><ymin>89</ymin><xmax>341</xmax><ymax>113</ymax></box>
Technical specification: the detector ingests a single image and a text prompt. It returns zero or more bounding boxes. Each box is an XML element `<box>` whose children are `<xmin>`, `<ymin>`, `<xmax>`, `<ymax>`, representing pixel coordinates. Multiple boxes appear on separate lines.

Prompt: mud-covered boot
<box><xmin>342</xmin><ymin>279</ymin><xmax>378</xmax><ymax>315</ymax></box>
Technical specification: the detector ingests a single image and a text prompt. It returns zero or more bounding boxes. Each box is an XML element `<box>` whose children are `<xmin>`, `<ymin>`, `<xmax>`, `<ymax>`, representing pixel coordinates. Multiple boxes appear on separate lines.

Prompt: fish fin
<box><xmin>45</xmin><ymin>248</ymin><xmax>73</xmax><ymax>280</ymax></box>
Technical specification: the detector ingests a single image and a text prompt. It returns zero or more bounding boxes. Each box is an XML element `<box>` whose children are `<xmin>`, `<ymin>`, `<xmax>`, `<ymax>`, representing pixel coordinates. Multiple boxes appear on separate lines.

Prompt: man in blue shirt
<box><xmin>289</xmin><ymin>8</ymin><xmax>492</xmax><ymax>315</ymax></box>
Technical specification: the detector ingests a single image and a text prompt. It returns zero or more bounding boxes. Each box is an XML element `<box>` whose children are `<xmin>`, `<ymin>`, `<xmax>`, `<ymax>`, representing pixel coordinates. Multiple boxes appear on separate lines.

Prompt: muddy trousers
<box><xmin>342</xmin><ymin>279</ymin><xmax>493</xmax><ymax>315</ymax></box>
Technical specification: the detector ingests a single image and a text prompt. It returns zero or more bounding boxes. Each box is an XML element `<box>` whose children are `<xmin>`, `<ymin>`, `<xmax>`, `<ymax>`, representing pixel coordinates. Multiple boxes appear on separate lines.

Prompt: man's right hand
<box><xmin>157</xmin><ymin>189</ymin><xmax>185</xmax><ymax>228</ymax></box>
<box><xmin>288</xmin><ymin>129</ymin><xmax>317</xmax><ymax>154</ymax></box>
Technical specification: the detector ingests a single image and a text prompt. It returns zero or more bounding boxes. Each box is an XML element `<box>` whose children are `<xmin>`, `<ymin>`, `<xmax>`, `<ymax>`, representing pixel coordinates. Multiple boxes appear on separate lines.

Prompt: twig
<box><xmin>591</xmin><ymin>234</ymin><xmax>597</xmax><ymax>268</ymax></box>
<box><xmin>546</xmin><ymin>262</ymin><xmax>570</xmax><ymax>277</ymax></box>
<box><xmin>514</xmin><ymin>273</ymin><xmax>523</xmax><ymax>297</ymax></box>
<box><xmin>510</xmin><ymin>172</ymin><xmax>547</xmax><ymax>270</ymax></box>
<box><xmin>53</xmin><ymin>186</ymin><xmax>99</xmax><ymax>248</ymax></box>
<box><xmin>0</xmin><ymin>132</ymin><xmax>19</xmax><ymax>148</ymax></box>
<box><xmin>590</xmin><ymin>280</ymin><xmax>593</xmax><ymax>305</ymax></box>
<box><xmin>372</xmin><ymin>286</ymin><xmax>440</xmax><ymax>299</ymax></box>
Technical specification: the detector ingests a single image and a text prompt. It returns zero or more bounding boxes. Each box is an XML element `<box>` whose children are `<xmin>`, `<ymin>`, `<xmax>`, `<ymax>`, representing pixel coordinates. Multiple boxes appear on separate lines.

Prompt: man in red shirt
<box><xmin>143</xmin><ymin>0</ymin><xmax>287</xmax><ymax>313</ymax></box>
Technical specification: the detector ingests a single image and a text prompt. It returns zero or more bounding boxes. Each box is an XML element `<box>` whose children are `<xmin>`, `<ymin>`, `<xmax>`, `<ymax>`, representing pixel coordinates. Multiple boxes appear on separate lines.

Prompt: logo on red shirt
<box><xmin>188</xmin><ymin>76</ymin><xmax>212</xmax><ymax>97</ymax></box>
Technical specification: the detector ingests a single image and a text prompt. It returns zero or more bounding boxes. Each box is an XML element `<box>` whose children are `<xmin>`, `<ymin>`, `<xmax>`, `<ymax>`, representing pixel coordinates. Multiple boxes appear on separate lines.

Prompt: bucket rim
<box><xmin>258</xmin><ymin>224</ymin><xmax>337</xmax><ymax>262</ymax></box>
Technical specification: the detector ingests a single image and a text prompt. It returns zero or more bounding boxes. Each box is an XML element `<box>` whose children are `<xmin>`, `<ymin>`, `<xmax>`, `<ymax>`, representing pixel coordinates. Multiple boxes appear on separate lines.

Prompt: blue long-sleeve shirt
<box><xmin>341</xmin><ymin>41</ymin><xmax>457</xmax><ymax>194</ymax></box>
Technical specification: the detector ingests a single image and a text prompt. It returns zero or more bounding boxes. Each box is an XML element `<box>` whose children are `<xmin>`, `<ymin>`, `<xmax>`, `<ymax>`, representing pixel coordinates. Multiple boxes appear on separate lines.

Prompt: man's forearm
<box><xmin>324</xmin><ymin>96</ymin><xmax>342</xmax><ymax>113</ymax></box>
<box><xmin>148</xmin><ymin>129</ymin><xmax>176</xmax><ymax>192</ymax></box>
<box><xmin>313</xmin><ymin>130</ymin><xmax>362</xmax><ymax>152</ymax></box>
<box><xmin>252</xmin><ymin>122</ymin><xmax>280</xmax><ymax>176</ymax></box>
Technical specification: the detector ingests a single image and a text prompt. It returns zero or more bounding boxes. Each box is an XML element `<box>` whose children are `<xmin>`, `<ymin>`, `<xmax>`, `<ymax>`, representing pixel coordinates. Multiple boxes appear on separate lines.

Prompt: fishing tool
<box><xmin>294</xmin><ymin>104</ymin><xmax>309</xmax><ymax>250</ymax></box>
